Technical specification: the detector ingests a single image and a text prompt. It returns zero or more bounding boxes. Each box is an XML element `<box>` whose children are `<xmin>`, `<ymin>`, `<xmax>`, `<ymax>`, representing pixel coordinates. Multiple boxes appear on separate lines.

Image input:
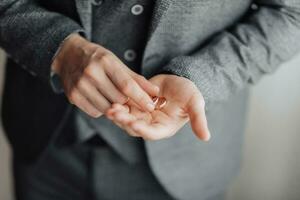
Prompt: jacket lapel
<box><xmin>148</xmin><ymin>0</ymin><xmax>172</xmax><ymax>38</ymax></box>
<box><xmin>74</xmin><ymin>0</ymin><xmax>92</xmax><ymax>40</ymax></box>
<box><xmin>142</xmin><ymin>0</ymin><xmax>173</xmax><ymax>67</ymax></box>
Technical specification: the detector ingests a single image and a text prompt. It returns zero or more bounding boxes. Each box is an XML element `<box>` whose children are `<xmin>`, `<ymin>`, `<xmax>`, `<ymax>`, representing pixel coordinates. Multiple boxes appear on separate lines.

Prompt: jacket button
<box><xmin>91</xmin><ymin>0</ymin><xmax>104</xmax><ymax>6</ymax></box>
<box><xmin>124</xmin><ymin>49</ymin><xmax>137</xmax><ymax>62</ymax></box>
<box><xmin>250</xmin><ymin>3</ymin><xmax>258</xmax><ymax>10</ymax></box>
<box><xmin>131</xmin><ymin>4</ymin><xmax>144</xmax><ymax>15</ymax></box>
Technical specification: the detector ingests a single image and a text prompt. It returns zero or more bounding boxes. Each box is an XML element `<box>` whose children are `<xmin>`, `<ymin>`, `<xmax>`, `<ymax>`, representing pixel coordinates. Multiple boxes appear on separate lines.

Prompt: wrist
<box><xmin>51</xmin><ymin>33</ymin><xmax>86</xmax><ymax>75</ymax></box>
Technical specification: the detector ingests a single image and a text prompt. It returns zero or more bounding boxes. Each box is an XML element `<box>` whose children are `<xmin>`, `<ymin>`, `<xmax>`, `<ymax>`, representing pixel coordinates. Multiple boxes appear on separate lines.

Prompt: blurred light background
<box><xmin>0</xmin><ymin>49</ymin><xmax>300</xmax><ymax>200</ymax></box>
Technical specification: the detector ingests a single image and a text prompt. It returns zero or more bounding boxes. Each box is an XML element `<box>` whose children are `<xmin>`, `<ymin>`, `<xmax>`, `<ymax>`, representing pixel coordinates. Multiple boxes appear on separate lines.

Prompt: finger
<box><xmin>130</xmin><ymin>106</ymin><xmax>152</xmax><ymax>121</ymax></box>
<box><xmin>106</xmin><ymin>103</ymin><xmax>129</xmax><ymax>118</ymax></box>
<box><xmin>105</xmin><ymin>103</ymin><xmax>130</xmax><ymax>122</ymax></box>
<box><xmin>111</xmin><ymin>119</ymin><xmax>138</xmax><ymax>137</ymax></box>
<box><xmin>105</xmin><ymin>67</ymin><xmax>156</xmax><ymax>112</ymax></box>
<box><xmin>112</xmin><ymin>111</ymin><xmax>141</xmax><ymax>137</ymax></box>
<box><xmin>107</xmin><ymin>109</ymin><xmax>140</xmax><ymax>137</ymax></box>
<box><xmin>126</xmin><ymin>99</ymin><xmax>142</xmax><ymax>110</ymax></box>
<box><xmin>76</xmin><ymin>77</ymin><xmax>111</xmax><ymax>113</ymax></box>
<box><xmin>111</xmin><ymin>102</ymin><xmax>152</xmax><ymax>122</ymax></box>
<box><xmin>129</xmin><ymin>120</ymin><xmax>171</xmax><ymax>141</ymax></box>
<box><xmin>111</xmin><ymin>121</ymin><xmax>140</xmax><ymax>137</ymax></box>
<box><xmin>113</xmin><ymin>110</ymin><xmax>137</xmax><ymax>125</ymax></box>
<box><xmin>109</xmin><ymin>54</ymin><xmax>159</xmax><ymax>96</ymax></box>
<box><xmin>121</xmin><ymin>126</ymin><xmax>140</xmax><ymax>137</ymax></box>
<box><xmin>111</xmin><ymin>103</ymin><xmax>130</xmax><ymax>112</ymax></box>
<box><xmin>88</xmin><ymin>70</ymin><xmax>129</xmax><ymax>104</ymax></box>
<box><xmin>105</xmin><ymin>109</ymin><xmax>125</xmax><ymax>128</ymax></box>
<box><xmin>131</xmin><ymin>74</ymin><xmax>160</xmax><ymax>97</ymax></box>
<box><xmin>123</xmin><ymin>126</ymin><xmax>140</xmax><ymax>137</ymax></box>
<box><xmin>186</xmin><ymin>94</ymin><xmax>211</xmax><ymax>141</ymax></box>
<box><xmin>68</xmin><ymin>88</ymin><xmax>102</xmax><ymax>118</ymax></box>
<box><xmin>106</xmin><ymin>104</ymin><xmax>136</xmax><ymax>126</ymax></box>
<box><xmin>109</xmin><ymin>105</ymin><xmax>176</xmax><ymax>140</ymax></box>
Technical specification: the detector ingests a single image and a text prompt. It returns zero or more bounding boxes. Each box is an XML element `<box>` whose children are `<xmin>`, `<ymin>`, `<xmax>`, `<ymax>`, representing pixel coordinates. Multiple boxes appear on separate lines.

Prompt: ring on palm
<box><xmin>152</xmin><ymin>96</ymin><xmax>167</xmax><ymax>110</ymax></box>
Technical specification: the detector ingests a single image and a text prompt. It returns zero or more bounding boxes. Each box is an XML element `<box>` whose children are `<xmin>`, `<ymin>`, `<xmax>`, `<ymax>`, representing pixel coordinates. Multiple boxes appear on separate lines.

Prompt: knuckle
<box><xmin>120</xmin><ymin>80</ymin><xmax>133</xmax><ymax>94</ymax></box>
<box><xmin>110</xmin><ymin>66</ymin><xmax>120</xmax><ymax>77</ymax></box>
<box><xmin>99</xmin><ymin>52</ymin><xmax>113</xmax><ymax>65</ymax></box>
<box><xmin>83</xmin><ymin>65</ymin><xmax>96</xmax><ymax>77</ymax></box>
<box><xmin>135</xmin><ymin>74</ymin><xmax>145</xmax><ymax>81</ymax></box>
<box><xmin>90</xmin><ymin>48</ymin><xmax>104</xmax><ymax>58</ymax></box>
<box><xmin>115</xmin><ymin>95</ymin><xmax>128</xmax><ymax>104</ymax></box>
<box><xmin>68</xmin><ymin>89</ymin><xmax>78</xmax><ymax>103</ymax></box>
<box><xmin>75</xmin><ymin>79</ymin><xmax>84</xmax><ymax>89</ymax></box>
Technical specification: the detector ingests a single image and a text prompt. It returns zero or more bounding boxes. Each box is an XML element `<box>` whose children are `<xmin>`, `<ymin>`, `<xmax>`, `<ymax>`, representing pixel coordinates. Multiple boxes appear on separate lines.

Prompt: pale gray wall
<box><xmin>227</xmin><ymin>54</ymin><xmax>300</xmax><ymax>200</ymax></box>
<box><xmin>0</xmin><ymin>49</ymin><xmax>300</xmax><ymax>200</ymax></box>
<box><xmin>0</xmin><ymin>49</ymin><xmax>14</xmax><ymax>200</ymax></box>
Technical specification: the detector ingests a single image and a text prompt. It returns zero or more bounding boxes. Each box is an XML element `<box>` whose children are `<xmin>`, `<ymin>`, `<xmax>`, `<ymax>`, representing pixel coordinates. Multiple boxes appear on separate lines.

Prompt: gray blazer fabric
<box><xmin>1</xmin><ymin>0</ymin><xmax>300</xmax><ymax>199</ymax></box>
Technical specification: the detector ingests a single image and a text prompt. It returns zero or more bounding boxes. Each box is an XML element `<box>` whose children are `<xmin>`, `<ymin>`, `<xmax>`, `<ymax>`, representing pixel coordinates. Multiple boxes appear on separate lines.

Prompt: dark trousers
<box><xmin>13</xmin><ymin>139</ymin><xmax>173</xmax><ymax>200</ymax></box>
<box><xmin>13</xmin><ymin>137</ymin><xmax>225</xmax><ymax>200</ymax></box>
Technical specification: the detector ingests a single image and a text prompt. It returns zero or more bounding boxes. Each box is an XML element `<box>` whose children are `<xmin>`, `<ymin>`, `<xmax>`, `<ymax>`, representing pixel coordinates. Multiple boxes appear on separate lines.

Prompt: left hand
<box><xmin>106</xmin><ymin>74</ymin><xmax>211</xmax><ymax>141</ymax></box>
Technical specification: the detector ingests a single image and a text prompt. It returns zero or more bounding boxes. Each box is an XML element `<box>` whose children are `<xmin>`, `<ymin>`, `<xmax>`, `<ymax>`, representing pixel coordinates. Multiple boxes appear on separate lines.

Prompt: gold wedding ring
<box><xmin>122</xmin><ymin>96</ymin><xmax>167</xmax><ymax>110</ymax></box>
<box><xmin>152</xmin><ymin>96</ymin><xmax>167</xmax><ymax>110</ymax></box>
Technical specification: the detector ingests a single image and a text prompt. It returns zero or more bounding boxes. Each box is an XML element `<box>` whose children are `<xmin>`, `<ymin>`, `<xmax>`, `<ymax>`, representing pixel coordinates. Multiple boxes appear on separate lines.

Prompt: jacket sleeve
<box><xmin>161</xmin><ymin>0</ymin><xmax>300</xmax><ymax>104</ymax></box>
<box><xmin>0</xmin><ymin>0</ymin><xmax>85</xmax><ymax>83</ymax></box>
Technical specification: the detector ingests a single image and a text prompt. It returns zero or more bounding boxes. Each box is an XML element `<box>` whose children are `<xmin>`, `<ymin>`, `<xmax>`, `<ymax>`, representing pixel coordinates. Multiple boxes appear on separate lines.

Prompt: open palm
<box><xmin>106</xmin><ymin>74</ymin><xmax>210</xmax><ymax>141</ymax></box>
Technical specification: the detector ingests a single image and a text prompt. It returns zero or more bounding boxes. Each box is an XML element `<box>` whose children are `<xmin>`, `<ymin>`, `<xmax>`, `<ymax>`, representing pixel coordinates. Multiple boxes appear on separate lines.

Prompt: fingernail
<box><xmin>204</xmin><ymin>132</ymin><xmax>211</xmax><ymax>142</ymax></box>
<box><xmin>146</xmin><ymin>103</ymin><xmax>155</xmax><ymax>112</ymax></box>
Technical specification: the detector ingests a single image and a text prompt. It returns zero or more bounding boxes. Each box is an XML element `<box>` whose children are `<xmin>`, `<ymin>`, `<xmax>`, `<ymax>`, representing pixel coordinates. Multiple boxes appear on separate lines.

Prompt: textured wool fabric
<box><xmin>91</xmin><ymin>0</ymin><xmax>154</xmax><ymax>72</ymax></box>
<box><xmin>13</xmin><ymin>141</ymin><xmax>175</xmax><ymax>200</ymax></box>
<box><xmin>0</xmin><ymin>0</ymin><xmax>84</xmax><ymax>82</ymax></box>
<box><xmin>91</xmin><ymin>146</ymin><xmax>174</xmax><ymax>200</ymax></box>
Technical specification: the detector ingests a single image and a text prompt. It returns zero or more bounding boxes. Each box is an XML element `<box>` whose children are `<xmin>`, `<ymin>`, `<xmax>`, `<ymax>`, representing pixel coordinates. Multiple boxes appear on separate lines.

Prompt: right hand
<box><xmin>51</xmin><ymin>34</ymin><xmax>159</xmax><ymax>118</ymax></box>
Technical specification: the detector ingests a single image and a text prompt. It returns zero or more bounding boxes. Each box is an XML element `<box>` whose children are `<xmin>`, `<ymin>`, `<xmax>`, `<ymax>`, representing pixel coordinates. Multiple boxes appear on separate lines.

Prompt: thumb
<box><xmin>186</xmin><ymin>93</ymin><xmax>211</xmax><ymax>141</ymax></box>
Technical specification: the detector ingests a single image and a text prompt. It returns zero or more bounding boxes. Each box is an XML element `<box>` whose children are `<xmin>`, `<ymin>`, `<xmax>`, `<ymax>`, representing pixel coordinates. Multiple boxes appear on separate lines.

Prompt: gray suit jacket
<box><xmin>1</xmin><ymin>0</ymin><xmax>300</xmax><ymax>199</ymax></box>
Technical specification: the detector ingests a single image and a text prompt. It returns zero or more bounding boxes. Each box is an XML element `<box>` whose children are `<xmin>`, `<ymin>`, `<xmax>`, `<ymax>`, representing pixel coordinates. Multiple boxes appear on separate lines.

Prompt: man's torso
<box><xmin>2</xmin><ymin>1</ymin><xmax>252</xmax><ymax>199</ymax></box>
